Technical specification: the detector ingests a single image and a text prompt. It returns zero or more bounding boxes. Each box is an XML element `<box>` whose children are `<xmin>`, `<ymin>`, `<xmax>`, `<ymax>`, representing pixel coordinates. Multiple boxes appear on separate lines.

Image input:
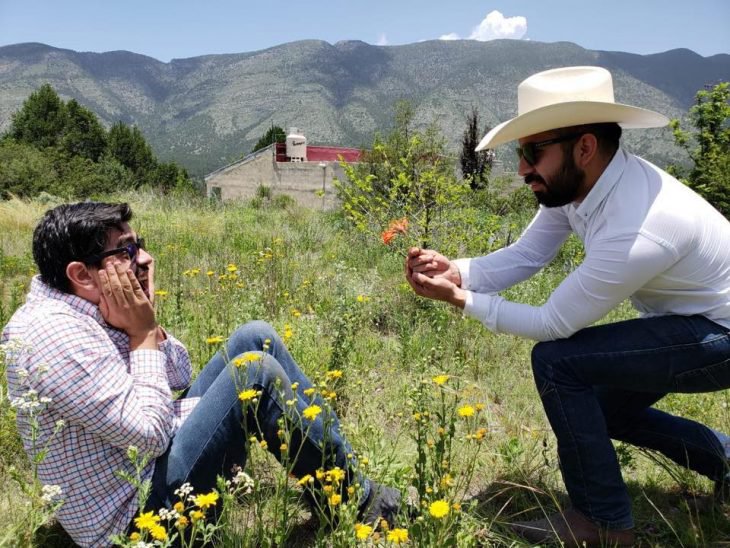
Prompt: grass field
<box><xmin>1</xmin><ymin>192</ymin><xmax>729</xmax><ymax>546</ymax></box>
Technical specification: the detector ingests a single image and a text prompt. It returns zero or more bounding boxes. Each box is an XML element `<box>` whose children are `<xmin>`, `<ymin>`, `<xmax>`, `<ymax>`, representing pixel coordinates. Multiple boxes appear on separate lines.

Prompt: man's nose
<box><xmin>517</xmin><ymin>156</ymin><xmax>534</xmax><ymax>177</ymax></box>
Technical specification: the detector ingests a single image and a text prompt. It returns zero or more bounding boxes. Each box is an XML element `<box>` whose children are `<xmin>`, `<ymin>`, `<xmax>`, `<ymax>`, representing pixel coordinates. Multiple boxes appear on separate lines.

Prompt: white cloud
<box><xmin>439</xmin><ymin>32</ymin><xmax>461</xmax><ymax>41</ymax></box>
<box><xmin>376</xmin><ymin>33</ymin><xmax>388</xmax><ymax>46</ymax></box>
<box><xmin>468</xmin><ymin>10</ymin><xmax>527</xmax><ymax>41</ymax></box>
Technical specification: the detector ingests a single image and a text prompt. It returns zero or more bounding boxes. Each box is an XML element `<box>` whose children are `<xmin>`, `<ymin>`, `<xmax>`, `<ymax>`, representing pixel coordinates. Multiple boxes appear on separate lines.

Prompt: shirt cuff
<box><xmin>453</xmin><ymin>258</ymin><xmax>472</xmax><ymax>290</ymax></box>
<box><xmin>462</xmin><ymin>290</ymin><xmax>503</xmax><ymax>333</ymax></box>
<box><xmin>129</xmin><ymin>348</ymin><xmax>168</xmax><ymax>380</ymax></box>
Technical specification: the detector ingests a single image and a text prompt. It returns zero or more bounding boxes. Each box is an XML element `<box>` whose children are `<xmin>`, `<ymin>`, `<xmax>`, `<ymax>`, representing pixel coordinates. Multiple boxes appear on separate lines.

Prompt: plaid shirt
<box><xmin>2</xmin><ymin>276</ymin><xmax>199</xmax><ymax>547</ymax></box>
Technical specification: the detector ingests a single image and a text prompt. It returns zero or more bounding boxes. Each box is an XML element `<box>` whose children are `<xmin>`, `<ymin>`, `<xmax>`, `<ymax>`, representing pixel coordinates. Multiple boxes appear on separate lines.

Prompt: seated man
<box><xmin>2</xmin><ymin>202</ymin><xmax>398</xmax><ymax>547</ymax></box>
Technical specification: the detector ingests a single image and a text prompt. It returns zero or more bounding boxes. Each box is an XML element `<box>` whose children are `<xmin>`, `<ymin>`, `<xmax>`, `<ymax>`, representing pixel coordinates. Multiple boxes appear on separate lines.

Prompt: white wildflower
<box><xmin>41</xmin><ymin>484</ymin><xmax>62</xmax><ymax>504</ymax></box>
<box><xmin>231</xmin><ymin>470</ymin><xmax>254</xmax><ymax>494</ymax></box>
<box><xmin>174</xmin><ymin>482</ymin><xmax>194</xmax><ymax>499</ymax></box>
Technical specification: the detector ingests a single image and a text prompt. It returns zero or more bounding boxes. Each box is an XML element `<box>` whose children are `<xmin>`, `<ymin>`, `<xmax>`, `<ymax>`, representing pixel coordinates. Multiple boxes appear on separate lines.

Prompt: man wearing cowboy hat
<box><xmin>405</xmin><ymin>66</ymin><xmax>730</xmax><ymax>546</ymax></box>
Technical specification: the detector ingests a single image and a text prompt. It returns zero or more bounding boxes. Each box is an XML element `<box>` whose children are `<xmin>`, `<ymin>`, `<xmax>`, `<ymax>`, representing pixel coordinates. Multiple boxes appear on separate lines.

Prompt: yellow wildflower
<box><xmin>227</xmin><ymin>263</ymin><xmax>238</xmax><ymax>272</ymax></box>
<box><xmin>190</xmin><ymin>509</ymin><xmax>204</xmax><ymax>522</ymax></box>
<box><xmin>355</xmin><ymin>523</ymin><xmax>373</xmax><ymax>540</ymax></box>
<box><xmin>129</xmin><ymin>532</ymin><xmax>140</xmax><ymax>542</ymax></box>
<box><xmin>280</xmin><ymin>443</ymin><xmax>288</xmax><ymax>451</ymax></box>
<box><xmin>458</xmin><ymin>405</ymin><xmax>475</xmax><ymax>417</ymax></box>
<box><xmin>387</xmin><ymin>528</ymin><xmax>409</xmax><ymax>544</ymax></box>
<box><xmin>291</xmin><ymin>382</ymin><xmax>299</xmax><ymax>391</ymax></box>
<box><xmin>259</xmin><ymin>440</ymin><xmax>268</xmax><ymax>449</ymax></box>
<box><xmin>150</xmin><ymin>524</ymin><xmax>167</xmax><ymax>541</ymax></box>
<box><xmin>316</xmin><ymin>469</ymin><xmax>326</xmax><ymax>480</ymax></box>
<box><xmin>327</xmin><ymin>467</ymin><xmax>346</xmax><ymax>483</ymax></box>
<box><xmin>303</xmin><ymin>387</ymin><xmax>316</xmax><ymax>397</ymax></box>
<box><xmin>134</xmin><ymin>510</ymin><xmax>160</xmax><ymax>530</ymax></box>
<box><xmin>303</xmin><ymin>405</ymin><xmax>322</xmax><ymax>421</ymax></box>
<box><xmin>176</xmin><ymin>516</ymin><xmax>189</xmax><ymax>528</ymax></box>
<box><xmin>475</xmin><ymin>403</ymin><xmax>485</xmax><ymax>411</ymax></box>
<box><xmin>297</xmin><ymin>474</ymin><xmax>313</xmax><ymax>486</ymax></box>
<box><xmin>233</xmin><ymin>352</ymin><xmax>259</xmax><ymax>368</ymax></box>
<box><xmin>238</xmin><ymin>389</ymin><xmax>258</xmax><ymax>402</ymax></box>
<box><xmin>328</xmin><ymin>493</ymin><xmax>342</xmax><ymax>506</ymax></box>
<box><xmin>356</xmin><ymin>294</ymin><xmax>369</xmax><ymax>303</ymax></box>
<box><xmin>206</xmin><ymin>270</ymin><xmax>215</xmax><ymax>277</ymax></box>
<box><xmin>326</xmin><ymin>369</ymin><xmax>343</xmax><ymax>380</ymax></box>
<box><xmin>429</xmin><ymin>499</ymin><xmax>450</xmax><ymax>519</ymax></box>
<box><xmin>193</xmin><ymin>491</ymin><xmax>219</xmax><ymax>510</ymax></box>
<box><xmin>154</xmin><ymin>289</ymin><xmax>168</xmax><ymax>297</ymax></box>
<box><xmin>432</xmin><ymin>374</ymin><xmax>449</xmax><ymax>386</ymax></box>
<box><xmin>173</xmin><ymin>501</ymin><xmax>184</xmax><ymax>513</ymax></box>
<box><xmin>206</xmin><ymin>335</ymin><xmax>224</xmax><ymax>345</ymax></box>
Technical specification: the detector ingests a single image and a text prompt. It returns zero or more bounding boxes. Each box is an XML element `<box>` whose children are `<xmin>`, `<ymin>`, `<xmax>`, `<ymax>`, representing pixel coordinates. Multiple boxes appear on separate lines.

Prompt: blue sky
<box><xmin>1</xmin><ymin>0</ymin><xmax>728</xmax><ymax>62</ymax></box>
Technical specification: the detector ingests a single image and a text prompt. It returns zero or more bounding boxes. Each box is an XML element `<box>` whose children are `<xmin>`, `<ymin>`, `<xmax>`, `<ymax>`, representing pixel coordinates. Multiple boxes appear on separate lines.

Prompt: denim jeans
<box><xmin>144</xmin><ymin>320</ymin><xmax>370</xmax><ymax>514</ymax></box>
<box><xmin>531</xmin><ymin>314</ymin><xmax>730</xmax><ymax>530</ymax></box>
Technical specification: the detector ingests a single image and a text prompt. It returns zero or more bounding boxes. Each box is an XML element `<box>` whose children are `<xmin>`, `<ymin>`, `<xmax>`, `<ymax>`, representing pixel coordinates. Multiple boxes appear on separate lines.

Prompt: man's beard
<box><xmin>525</xmin><ymin>152</ymin><xmax>585</xmax><ymax>208</ymax></box>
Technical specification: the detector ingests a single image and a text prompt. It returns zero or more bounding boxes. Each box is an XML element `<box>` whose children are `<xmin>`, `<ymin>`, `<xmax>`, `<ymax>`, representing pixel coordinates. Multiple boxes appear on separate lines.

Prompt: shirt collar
<box><xmin>29</xmin><ymin>275</ymin><xmax>105</xmax><ymax>325</ymax></box>
<box><xmin>574</xmin><ymin>148</ymin><xmax>627</xmax><ymax>220</ymax></box>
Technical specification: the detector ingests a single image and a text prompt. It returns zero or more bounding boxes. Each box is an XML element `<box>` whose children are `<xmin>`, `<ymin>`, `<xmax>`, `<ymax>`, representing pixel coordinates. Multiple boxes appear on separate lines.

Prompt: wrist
<box><xmin>449</xmin><ymin>287</ymin><xmax>467</xmax><ymax>309</ymax></box>
<box><xmin>129</xmin><ymin>327</ymin><xmax>159</xmax><ymax>351</ymax></box>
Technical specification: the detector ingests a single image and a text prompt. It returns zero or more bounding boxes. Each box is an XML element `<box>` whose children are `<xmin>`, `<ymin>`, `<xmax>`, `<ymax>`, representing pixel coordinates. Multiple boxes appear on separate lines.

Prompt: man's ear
<box><xmin>576</xmin><ymin>133</ymin><xmax>599</xmax><ymax>167</ymax></box>
<box><xmin>65</xmin><ymin>261</ymin><xmax>98</xmax><ymax>295</ymax></box>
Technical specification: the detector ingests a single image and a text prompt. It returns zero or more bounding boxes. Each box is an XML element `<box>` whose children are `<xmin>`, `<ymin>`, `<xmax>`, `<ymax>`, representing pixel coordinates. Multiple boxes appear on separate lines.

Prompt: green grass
<box><xmin>1</xmin><ymin>192</ymin><xmax>729</xmax><ymax>546</ymax></box>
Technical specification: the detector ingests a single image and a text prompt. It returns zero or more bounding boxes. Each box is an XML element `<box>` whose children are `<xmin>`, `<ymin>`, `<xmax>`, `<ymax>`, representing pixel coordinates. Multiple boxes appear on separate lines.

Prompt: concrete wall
<box><xmin>205</xmin><ymin>147</ymin><xmax>347</xmax><ymax>209</ymax></box>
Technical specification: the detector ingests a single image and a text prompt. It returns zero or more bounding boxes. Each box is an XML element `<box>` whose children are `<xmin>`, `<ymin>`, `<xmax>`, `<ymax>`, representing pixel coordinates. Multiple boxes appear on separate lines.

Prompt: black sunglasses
<box><xmin>83</xmin><ymin>237</ymin><xmax>145</xmax><ymax>265</ymax></box>
<box><xmin>516</xmin><ymin>133</ymin><xmax>583</xmax><ymax>166</ymax></box>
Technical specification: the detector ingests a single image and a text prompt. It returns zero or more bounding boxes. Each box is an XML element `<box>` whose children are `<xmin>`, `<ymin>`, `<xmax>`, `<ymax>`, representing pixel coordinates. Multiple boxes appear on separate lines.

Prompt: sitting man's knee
<box><xmin>231</xmin><ymin>320</ymin><xmax>278</xmax><ymax>347</ymax></box>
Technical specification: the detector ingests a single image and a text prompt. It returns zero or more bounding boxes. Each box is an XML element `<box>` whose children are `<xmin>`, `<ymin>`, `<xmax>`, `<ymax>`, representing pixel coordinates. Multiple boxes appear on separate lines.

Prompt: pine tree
<box><xmin>460</xmin><ymin>107</ymin><xmax>493</xmax><ymax>190</ymax></box>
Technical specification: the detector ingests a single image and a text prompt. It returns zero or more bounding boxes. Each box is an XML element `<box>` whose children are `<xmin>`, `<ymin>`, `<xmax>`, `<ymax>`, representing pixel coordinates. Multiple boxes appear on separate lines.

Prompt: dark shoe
<box><xmin>511</xmin><ymin>507</ymin><xmax>635</xmax><ymax>547</ymax></box>
<box><xmin>358</xmin><ymin>481</ymin><xmax>401</xmax><ymax>527</ymax></box>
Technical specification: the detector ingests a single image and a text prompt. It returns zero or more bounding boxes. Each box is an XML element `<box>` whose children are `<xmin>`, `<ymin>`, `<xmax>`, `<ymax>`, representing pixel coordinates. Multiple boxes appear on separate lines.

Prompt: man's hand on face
<box><xmin>98</xmin><ymin>261</ymin><xmax>158</xmax><ymax>350</ymax></box>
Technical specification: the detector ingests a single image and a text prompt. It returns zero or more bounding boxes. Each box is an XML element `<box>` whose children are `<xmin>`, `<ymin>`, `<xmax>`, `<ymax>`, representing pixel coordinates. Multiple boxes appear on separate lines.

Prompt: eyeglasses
<box><xmin>516</xmin><ymin>133</ymin><xmax>583</xmax><ymax>166</ymax></box>
<box><xmin>83</xmin><ymin>237</ymin><xmax>145</xmax><ymax>265</ymax></box>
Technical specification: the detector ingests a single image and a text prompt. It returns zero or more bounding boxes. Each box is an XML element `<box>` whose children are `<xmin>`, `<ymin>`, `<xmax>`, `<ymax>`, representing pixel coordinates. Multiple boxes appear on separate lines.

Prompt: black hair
<box><xmin>556</xmin><ymin>122</ymin><xmax>622</xmax><ymax>158</ymax></box>
<box><xmin>32</xmin><ymin>202</ymin><xmax>133</xmax><ymax>293</ymax></box>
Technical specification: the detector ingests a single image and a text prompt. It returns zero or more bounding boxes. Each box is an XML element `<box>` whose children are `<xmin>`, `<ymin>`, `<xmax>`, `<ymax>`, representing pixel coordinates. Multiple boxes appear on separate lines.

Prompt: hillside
<box><xmin>0</xmin><ymin>40</ymin><xmax>728</xmax><ymax>176</ymax></box>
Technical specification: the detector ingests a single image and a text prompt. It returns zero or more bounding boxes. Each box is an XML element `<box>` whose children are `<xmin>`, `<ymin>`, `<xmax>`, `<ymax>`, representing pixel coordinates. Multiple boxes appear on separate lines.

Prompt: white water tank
<box><xmin>286</xmin><ymin>127</ymin><xmax>307</xmax><ymax>161</ymax></box>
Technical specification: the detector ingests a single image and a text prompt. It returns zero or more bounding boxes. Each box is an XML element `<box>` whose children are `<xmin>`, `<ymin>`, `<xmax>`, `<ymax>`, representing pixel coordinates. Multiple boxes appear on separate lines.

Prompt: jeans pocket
<box><xmin>675</xmin><ymin>358</ymin><xmax>730</xmax><ymax>392</ymax></box>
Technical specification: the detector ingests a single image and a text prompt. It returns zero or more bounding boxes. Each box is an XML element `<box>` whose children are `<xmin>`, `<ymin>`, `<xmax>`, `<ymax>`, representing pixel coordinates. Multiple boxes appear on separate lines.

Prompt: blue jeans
<box><xmin>144</xmin><ymin>321</ymin><xmax>370</xmax><ymax>514</ymax></box>
<box><xmin>531</xmin><ymin>314</ymin><xmax>730</xmax><ymax>530</ymax></box>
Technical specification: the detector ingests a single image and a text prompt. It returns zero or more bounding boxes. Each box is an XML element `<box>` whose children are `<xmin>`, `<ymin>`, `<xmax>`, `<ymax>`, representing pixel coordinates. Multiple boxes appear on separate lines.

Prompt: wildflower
<box><xmin>452</xmin><ymin>502</ymin><xmax>462</xmax><ymax>512</ymax></box>
<box><xmin>129</xmin><ymin>532</ymin><xmax>141</xmax><ymax>542</ymax></box>
<box><xmin>303</xmin><ymin>405</ymin><xmax>322</xmax><ymax>421</ymax></box>
<box><xmin>174</xmin><ymin>482</ymin><xmax>193</xmax><ymax>498</ymax></box>
<box><xmin>381</xmin><ymin>229</ymin><xmax>396</xmax><ymax>245</ymax></box>
<box><xmin>233</xmin><ymin>352</ymin><xmax>259</xmax><ymax>367</ymax></box>
<box><xmin>327</xmin><ymin>467</ymin><xmax>346</xmax><ymax>484</ymax></box>
<box><xmin>280</xmin><ymin>443</ymin><xmax>288</xmax><ymax>451</ymax></box>
<box><xmin>355</xmin><ymin>523</ymin><xmax>373</xmax><ymax>540</ymax></box>
<box><xmin>386</xmin><ymin>528</ymin><xmax>409</xmax><ymax>544</ymax></box>
<box><xmin>316</xmin><ymin>469</ymin><xmax>326</xmax><ymax>480</ymax></box>
<box><xmin>190</xmin><ymin>509</ymin><xmax>204</xmax><ymax>522</ymax></box>
<box><xmin>154</xmin><ymin>289</ymin><xmax>169</xmax><ymax>297</ymax></box>
<box><xmin>326</xmin><ymin>369</ymin><xmax>343</xmax><ymax>380</ymax></box>
<box><xmin>381</xmin><ymin>217</ymin><xmax>409</xmax><ymax>246</ymax></box>
<box><xmin>291</xmin><ymin>382</ymin><xmax>299</xmax><ymax>391</ymax></box>
<box><xmin>297</xmin><ymin>474</ymin><xmax>313</xmax><ymax>486</ymax></box>
<box><xmin>356</xmin><ymin>294</ymin><xmax>369</xmax><ymax>303</ymax></box>
<box><xmin>238</xmin><ymin>389</ymin><xmax>258</xmax><ymax>402</ymax></box>
<box><xmin>173</xmin><ymin>501</ymin><xmax>185</xmax><ymax>513</ymax></box>
<box><xmin>432</xmin><ymin>374</ymin><xmax>449</xmax><ymax>386</ymax></box>
<box><xmin>283</xmin><ymin>324</ymin><xmax>293</xmax><ymax>342</ymax></box>
<box><xmin>176</xmin><ymin>516</ymin><xmax>189</xmax><ymax>528</ymax></box>
<box><xmin>134</xmin><ymin>511</ymin><xmax>161</xmax><ymax>530</ymax></box>
<box><xmin>328</xmin><ymin>493</ymin><xmax>342</xmax><ymax>506</ymax></box>
<box><xmin>231</xmin><ymin>470</ymin><xmax>254</xmax><ymax>493</ymax></box>
<box><xmin>291</xmin><ymin>308</ymin><xmax>302</xmax><ymax>318</ymax></box>
<box><xmin>440</xmin><ymin>473</ymin><xmax>454</xmax><ymax>489</ymax></box>
<box><xmin>40</xmin><ymin>484</ymin><xmax>62</xmax><ymax>504</ymax></box>
<box><xmin>206</xmin><ymin>335</ymin><xmax>224</xmax><ymax>345</ymax></box>
<box><xmin>259</xmin><ymin>440</ymin><xmax>268</xmax><ymax>449</ymax></box>
<box><xmin>303</xmin><ymin>387</ymin><xmax>316</xmax><ymax>397</ymax></box>
<box><xmin>193</xmin><ymin>491</ymin><xmax>219</xmax><ymax>510</ymax></box>
<box><xmin>150</xmin><ymin>524</ymin><xmax>167</xmax><ymax>541</ymax></box>
<box><xmin>206</xmin><ymin>270</ymin><xmax>215</xmax><ymax>276</ymax></box>
<box><xmin>227</xmin><ymin>263</ymin><xmax>238</xmax><ymax>272</ymax></box>
<box><xmin>475</xmin><ymin>403</ymin><xmax>486</xmax><ymax>411</ymax></box>
<box><xmin>429</xmin><ymin>499</ymin><xmax>450</xmax><ymax>519</ymax></box>
<box><xmin>458</xmin><ymin>405</ymin><xmax>475</xmax><ymax>418</ymax></box>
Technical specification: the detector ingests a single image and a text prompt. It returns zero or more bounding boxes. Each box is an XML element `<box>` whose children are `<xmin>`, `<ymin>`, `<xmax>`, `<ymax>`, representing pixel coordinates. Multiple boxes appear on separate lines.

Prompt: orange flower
<box><xmin>381</xmin><ymin>217</ymin><xmax>409</xmax><ymax>245</ymax></box>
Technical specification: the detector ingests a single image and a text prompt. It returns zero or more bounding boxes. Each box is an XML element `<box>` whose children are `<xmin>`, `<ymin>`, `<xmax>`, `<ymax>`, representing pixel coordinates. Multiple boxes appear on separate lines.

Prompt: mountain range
<box><xmin>0</xmin><ymin>40</ymin><xmax>728</xmax><ymax>176</ymax></box>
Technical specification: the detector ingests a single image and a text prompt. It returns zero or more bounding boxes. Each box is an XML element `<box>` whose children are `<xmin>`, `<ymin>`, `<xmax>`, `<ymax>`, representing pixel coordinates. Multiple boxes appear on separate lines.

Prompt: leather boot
<box><xmin>511</xmin><ymin>507</ymin><xmax>635</xmax><ymax>547</ymax></box>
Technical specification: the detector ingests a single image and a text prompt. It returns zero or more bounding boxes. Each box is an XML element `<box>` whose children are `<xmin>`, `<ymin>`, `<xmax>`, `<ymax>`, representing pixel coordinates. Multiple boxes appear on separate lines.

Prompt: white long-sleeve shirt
<box><xmin>455</xmin><ymin>149</ymin><xmax>730</xmax><ymax>341</ymax></box>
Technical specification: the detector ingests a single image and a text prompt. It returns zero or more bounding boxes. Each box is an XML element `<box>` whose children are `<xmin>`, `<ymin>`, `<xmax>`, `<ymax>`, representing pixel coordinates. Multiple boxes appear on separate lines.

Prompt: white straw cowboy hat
<box><xmin>475</xmin><ymin>66</ymin><xmax>669</xmax><ymax>151</ymax></box>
